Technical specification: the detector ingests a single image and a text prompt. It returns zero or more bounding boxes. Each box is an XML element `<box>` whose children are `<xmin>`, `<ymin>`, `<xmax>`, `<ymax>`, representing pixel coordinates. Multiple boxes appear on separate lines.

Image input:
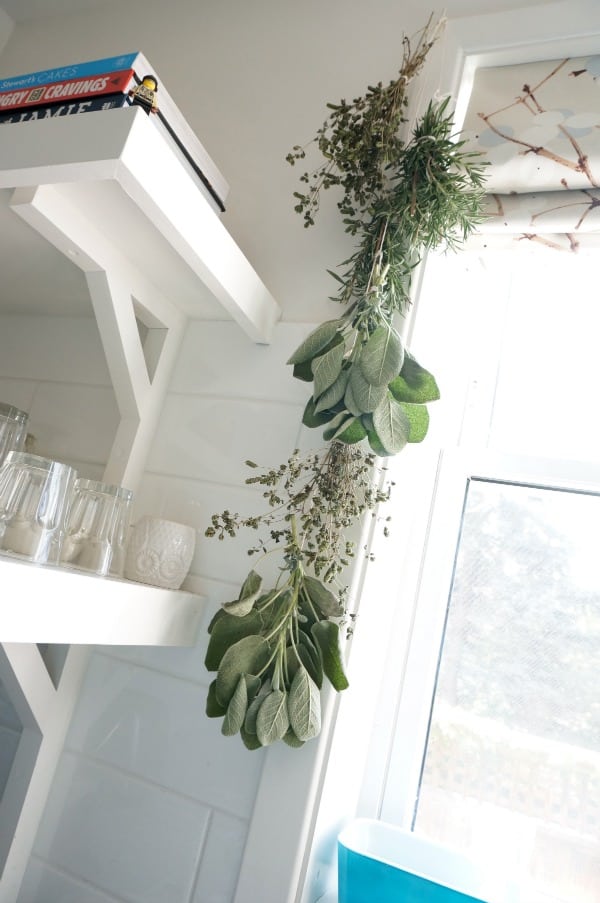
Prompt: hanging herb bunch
<box><xmin>204</xmin><ymin>15</ymin><xmax>487</xmax><ymax>750</ymax></box>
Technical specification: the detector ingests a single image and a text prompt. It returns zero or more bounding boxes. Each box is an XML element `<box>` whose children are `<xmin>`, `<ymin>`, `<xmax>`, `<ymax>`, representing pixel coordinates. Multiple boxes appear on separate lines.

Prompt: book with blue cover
<box><xmin>0</xmin><ymin>53</ymin><xmax>144</xmax><ymax>92</ymax></box>
<box><xmin>0</xmin><ymin>52</ymin><xmax>229</xmax><ymax>211</ymax></box>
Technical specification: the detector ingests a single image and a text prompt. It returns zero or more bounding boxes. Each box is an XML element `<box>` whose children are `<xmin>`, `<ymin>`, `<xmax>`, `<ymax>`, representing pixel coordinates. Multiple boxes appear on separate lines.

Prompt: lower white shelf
<box><xmin>0</xmin><ymin>555</ymin><xmax>205</xmax><ymax>645</ymax></box>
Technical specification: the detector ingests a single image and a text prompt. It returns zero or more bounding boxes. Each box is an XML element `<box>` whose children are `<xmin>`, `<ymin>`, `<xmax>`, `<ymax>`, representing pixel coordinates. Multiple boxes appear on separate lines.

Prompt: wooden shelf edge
<box><xmin>0</xmin><ymin>555</ymin><xmax>205</xmax><ymax>646</ymax></box>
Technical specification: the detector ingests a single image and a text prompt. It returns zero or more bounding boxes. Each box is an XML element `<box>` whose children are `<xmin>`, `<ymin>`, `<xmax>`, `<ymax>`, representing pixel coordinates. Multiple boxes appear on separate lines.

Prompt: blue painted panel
<box><xmin>338</xmin><ymin>819</ymin><xmax>518</xmax><ymax>903</ymax></box>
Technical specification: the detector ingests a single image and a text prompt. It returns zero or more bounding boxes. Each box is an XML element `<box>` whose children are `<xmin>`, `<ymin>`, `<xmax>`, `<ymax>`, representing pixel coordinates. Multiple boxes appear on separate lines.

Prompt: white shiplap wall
<box><xmin>4</xmin><ymin>316</ymin><xmax>316</xmax><ymax>903</ymax></box>
<box><xmin>0</xmin><ymin>314</ymin><xmax>118</xmax><ymax>481</ymax></box>
<box><xmin>0</xmin><ymin>678</ymin><xmax>21</xmax><ymax>804</ymax></box>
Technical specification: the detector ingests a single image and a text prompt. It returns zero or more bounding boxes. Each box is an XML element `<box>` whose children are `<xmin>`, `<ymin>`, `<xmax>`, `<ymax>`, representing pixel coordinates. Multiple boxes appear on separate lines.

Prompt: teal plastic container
<box><xmin>338</xmin><ymin>819</ymin><xmax>515</xmax><ymax>903</ymax></box>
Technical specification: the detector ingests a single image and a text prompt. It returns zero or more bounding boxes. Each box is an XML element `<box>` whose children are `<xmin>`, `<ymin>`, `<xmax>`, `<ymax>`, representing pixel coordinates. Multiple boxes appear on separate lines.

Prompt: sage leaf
<box><xmin>333</xmin><ymin>416</ymin><xmax>368</xmax><ymax>445</ymax></box>
<box><xmin>206</xmin><ymin>680</ymin><xmax>227</xmax><ymax>718</ymax></box>
<box><xmin>372</xmin><ymin>394</ymin><xmax>411</xmax><ymax>455</ymax></box>
<box><xmin>388</xmin><ymin>352</ymin><xmax>440</xmax><ymax>403</ymax></box>
<box><xmin>223</xmin><ymin>569</ymin><xmax>262</xmax><ymax>616</ymax></box>
<box><xmin>207</xmin><ymin>607</ymin><xmax>226</xmax><ymax>634</ymax></box>
<box><xmin>240</xmin><ymin>724</ymin><xmax>263</xmax><ymax>750</ymax></box>
<box><xmin>288</xmin><ymin>666</ymin><xmax>321</xmax><ymax>741</ymax></box>
<box><xmin>365</xmin><ymin>425</ymin><xmax>388</xmax><ymax>457</ymax></box>
<box><xmin>285</xmin><ymin>643</ymin><xmax>323</xmax><ymax>689</ymax></box>
<box><xmin>256</xmin><ymin>689</ymin><xmax>290</xmax><ymax>746</ymax></box>
<box><xmin>302</xmin><ymin>396</ymin><xmax>337</xmax><ymax>429</ymax></box>
<box><xmin>282</xmin><ymin>729</ymin><xmax>305</xmax><ymax>749</ymax></box>
<box><xmin>216</xmin><ymin>635</ymin><xmax>271</xmax><ymax>706</ymax></box>
<box><xmin>245</xmin><ymin>674</ymin><xmax>262</xmax><ymax>700</ymax></box>
<box><xmin>359</xmin><ymin>325</ymin><xmax>404</xmax><ymax>387</ymax></box>
<box><xmin>205</xmin><ymin>609</ymin><xmax>262</xmax><ymax>671</ymax></box>
<box><xmin>245</xmin><ymin>682</ymin><xmax>270</xmax><ymax>734</ymax></box>
<box><xmin>400</xmin><ymin>402</ymin><xmax>430</xmax><ymax>442</ymax></box>
<box><xmin>285</xmin><ymin>644</ymin><xmax>302</xmax><ymax>682</ymax></box>
<box><xmin>221</xmin><ymin>675</ymin><xmax>248</xmax><ymax>736</ymax></box>
<box><xmin>322</xmin><ymin>411</ymin><xmax>352</xmax><ymax>441</ymax></box>
<box><xmin>349</xmin><ymin>365</ymin><xmax>388</xmax><ymax>413</ymax></box>
<box><xmin>311</xmin><ymin>620</ymin><xmax>349</xmax><ymax>691</ymax></box>
<box><xmin>312</xmin><ymin>338</ymin><xmax>345</xmax><ymax>398</ymax></box>
<box><xmin>303</xmin><ymin>574</ymin><xmax>344</xmax><ymax>617</ymax></box>
<box><xmin>222</xmin><ymin>597</ymin><xmax>256</xmax><ymax>617</ymax></box>
<box><xmin>344</xmin><ymin>379</ymin><xmax>362</xmax><ymax>417</ymax></box>
<box><xmin>287</xmin><ymin>319</ymin><xmax>342</xmax><ymax>365</ymax></box>
<box><xmin>298</xmin><ymin>586</ymin><xmax>319</xmax><ymax>627</ymax></box>
<box><xmin>293</xmin><ymin>359</ymin><xmax>314</xmax><ymax>382</ymax></box>
<box><xmin>298</xmin><ymin>630</ymin><xmax>324</xmax><ymax>688</ymax></box>
<box><xmin>240</xmin><ymin>569</ymin><xmax>262</xmax><ymax>601</ymax></box>
<box><xmin>314</xmin><ymin>368</ymin><xmax>350</xmax><ymax>413</ymax></box>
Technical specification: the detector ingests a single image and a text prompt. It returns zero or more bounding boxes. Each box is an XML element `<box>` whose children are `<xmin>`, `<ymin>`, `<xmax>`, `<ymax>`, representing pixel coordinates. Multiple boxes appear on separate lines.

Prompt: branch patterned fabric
<box><xmin>460</xmin><ymin>55</ymin><xmax>600</xmax><ymax>248</ymax></box>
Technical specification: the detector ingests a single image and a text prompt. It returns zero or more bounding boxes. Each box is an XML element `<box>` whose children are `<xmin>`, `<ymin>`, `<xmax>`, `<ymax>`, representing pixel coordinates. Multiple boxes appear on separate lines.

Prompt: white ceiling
<box><xmin>0</xmin><ymin>0</ymin><xmax>117</xmax><ymax>22</ymax></box>
<box><xmin>0</xmin><ymin>0</ymin><xmax>554</xmax><ymax>22</ymax></box>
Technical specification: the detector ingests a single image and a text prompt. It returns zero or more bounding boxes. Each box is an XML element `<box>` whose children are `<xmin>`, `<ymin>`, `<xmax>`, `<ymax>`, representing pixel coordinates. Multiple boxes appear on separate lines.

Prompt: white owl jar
<box><xmin>124</xmin><ymin>516</ymin><xmax>196</xmax><ymax>589</ymax></box>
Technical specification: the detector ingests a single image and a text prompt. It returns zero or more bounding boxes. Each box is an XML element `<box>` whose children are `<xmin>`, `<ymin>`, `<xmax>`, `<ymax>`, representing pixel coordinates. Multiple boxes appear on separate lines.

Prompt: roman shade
<box><xmin>460</xmin><ymin>54</ymin><xmax>600</xmax><ymax>250</ymax></box>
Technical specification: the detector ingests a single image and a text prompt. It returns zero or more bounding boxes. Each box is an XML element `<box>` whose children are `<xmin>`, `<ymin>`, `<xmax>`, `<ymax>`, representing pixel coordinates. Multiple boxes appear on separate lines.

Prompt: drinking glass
<box><xmin>0</xmin><ymin>452</ymin><xmax>77</xmax><ymax>564</ymax></box>
<box><xmin>60</xmin><ymin>479</ymin><xmax>133</xmax><ymax>577</ymax></box>
<box><xmin>0</xmin><ymin>403</ymin><xmax>28</xmax><ymax>468</ymax></box>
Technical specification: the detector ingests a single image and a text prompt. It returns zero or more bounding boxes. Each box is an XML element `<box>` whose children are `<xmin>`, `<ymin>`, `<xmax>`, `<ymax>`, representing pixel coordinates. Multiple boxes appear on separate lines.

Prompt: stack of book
<box><xmin>0</xmin><ymin>52</ymin><xmax>228</xmax><ymax>213</ymax></box>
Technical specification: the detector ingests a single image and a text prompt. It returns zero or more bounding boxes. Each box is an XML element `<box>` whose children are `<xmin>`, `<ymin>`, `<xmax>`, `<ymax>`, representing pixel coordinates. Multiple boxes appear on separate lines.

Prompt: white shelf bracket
<box><xmin>85</xmin><ymin>268</ymin><xmax>186</xmax><ymax>490</ymax></box>
<box><xmin>0</xmin><ymin>109</ymin><xmax>280</xmax><ymax>343</ymax></box>
<box><xmin>85</xmin><ymin>268</ymin><xmax>151</xmax><ymax>420</ymax></box>
<box><xmin>8</xmin><ymin>183</ymin><xmax>187</xmax><ymax>493</ymax></box>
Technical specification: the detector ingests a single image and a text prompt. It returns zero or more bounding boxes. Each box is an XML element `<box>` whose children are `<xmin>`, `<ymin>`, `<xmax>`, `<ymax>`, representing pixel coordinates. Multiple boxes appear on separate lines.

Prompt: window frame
<box><xmin>378</xmin><ymin>448</ymin><xmax>600</xmax><ymax>830</ymax></box>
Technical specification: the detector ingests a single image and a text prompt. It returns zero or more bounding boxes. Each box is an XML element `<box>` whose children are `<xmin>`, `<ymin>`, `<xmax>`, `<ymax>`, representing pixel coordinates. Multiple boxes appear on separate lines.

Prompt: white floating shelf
<box><xmin>0</xmin><ymin>105</ymin><xmax>280</xmax><ymax>343</ymax></box>
<box><xmin>0</xmin><ymin>555</ymin><xmax>204</xmax><ymax>645</ymax></box>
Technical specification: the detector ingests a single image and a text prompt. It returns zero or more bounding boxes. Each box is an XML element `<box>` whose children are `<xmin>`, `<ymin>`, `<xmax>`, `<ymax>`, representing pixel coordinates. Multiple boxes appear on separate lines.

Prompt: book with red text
<box><xmin>0</xmin><ymin>69</ymin><xmax>135</xmax><ymax>112</ymax></box>
<box><xmin>0</xmin><ymin>52</ymin><xmax>228</xmax><ymax>211</ymax></box>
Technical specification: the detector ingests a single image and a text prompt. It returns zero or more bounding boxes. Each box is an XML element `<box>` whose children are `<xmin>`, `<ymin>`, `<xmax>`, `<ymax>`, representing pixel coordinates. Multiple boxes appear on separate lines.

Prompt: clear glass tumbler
<box><xmin>60</xmin><ymin>479</ymin><xmax>133</xmax><ymax>577</ymax></box>
<box><xmin>0</xmin><ymin>452</ymin><xmax>77</xmax><ymax>564</ymax></box>
<box><xmin>0</xmin><ymin>403</ymin><xmax>28</xmax><ymax>468</ymax></box>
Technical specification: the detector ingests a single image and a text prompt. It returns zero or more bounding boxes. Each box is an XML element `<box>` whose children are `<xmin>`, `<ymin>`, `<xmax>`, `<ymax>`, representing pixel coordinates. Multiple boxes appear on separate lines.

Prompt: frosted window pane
<box><xmin>489</xmin><ymin>253</ymin><xmax>600</xmax><ymax>462</ymax></box>
<box><xmin>415</xmin><ymin>479</ymin><xmax>600</xmax><ymax>903</ymax></box>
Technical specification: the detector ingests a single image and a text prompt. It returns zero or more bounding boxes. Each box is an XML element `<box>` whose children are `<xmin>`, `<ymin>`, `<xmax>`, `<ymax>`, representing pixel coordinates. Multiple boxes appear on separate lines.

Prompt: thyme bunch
<box><xmin>286</xmin><ymin>14</ymin><xmax>445</xmax><ymax>231</ymax></box>
<box><xmin>207</xmin><ymin>441</ymin><xmax>391</xmax><ymax>589</ymax></box>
